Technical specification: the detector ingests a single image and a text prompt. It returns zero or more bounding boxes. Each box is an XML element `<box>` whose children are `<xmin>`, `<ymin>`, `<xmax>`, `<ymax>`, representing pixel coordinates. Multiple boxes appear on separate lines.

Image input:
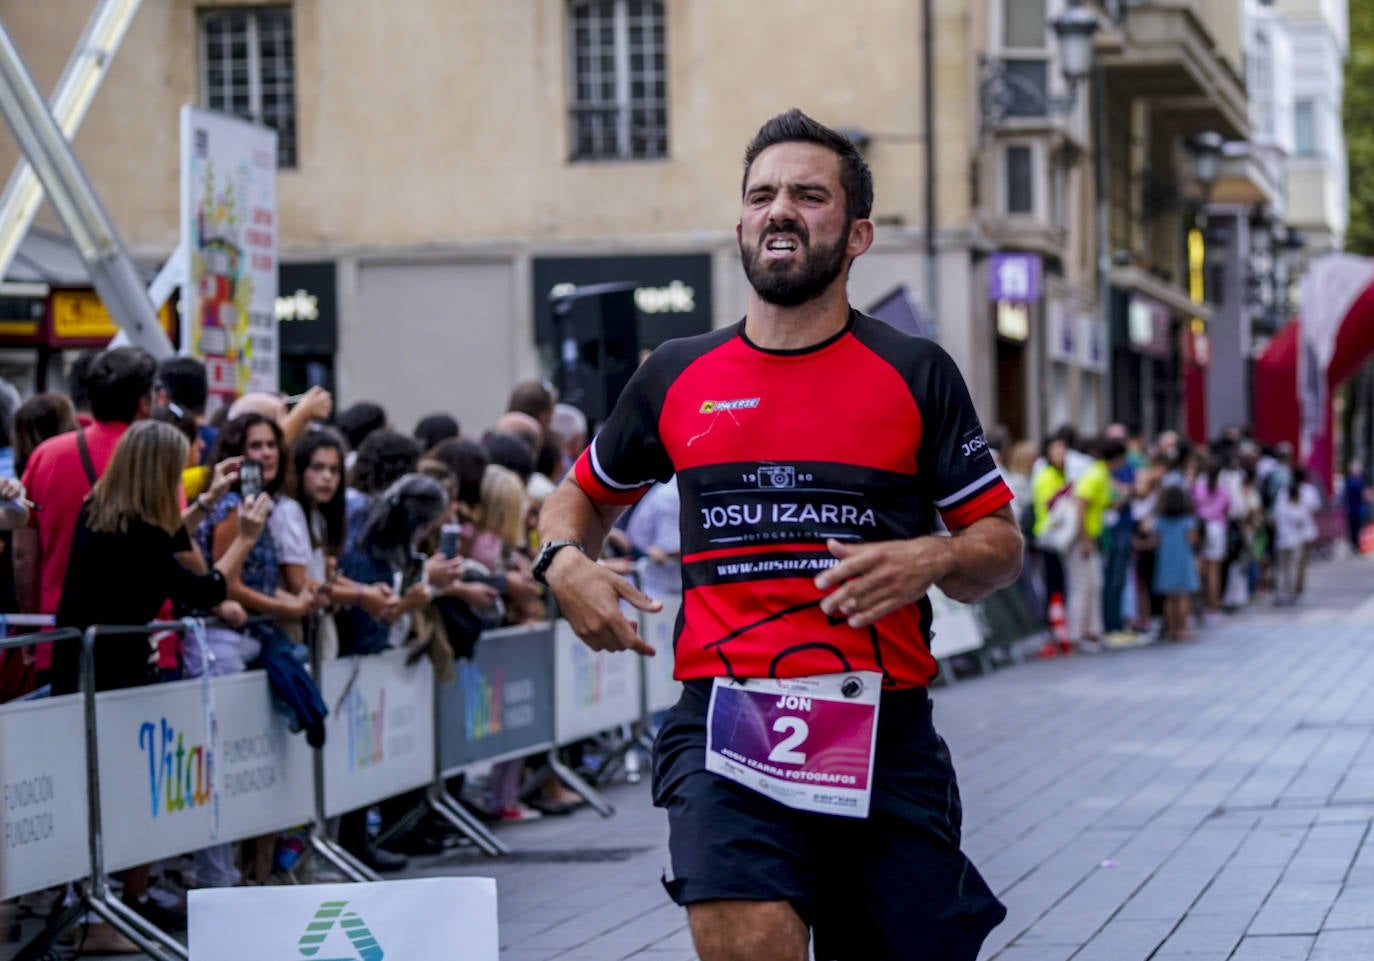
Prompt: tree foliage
<box><xmin>1346</xmin><ymin>0</ymin><xmax>1374</xmax><ymax>254</ymax></box>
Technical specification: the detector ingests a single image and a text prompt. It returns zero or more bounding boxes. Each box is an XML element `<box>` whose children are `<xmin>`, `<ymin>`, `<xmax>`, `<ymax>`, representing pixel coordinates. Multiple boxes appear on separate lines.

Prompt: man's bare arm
<box><xmin>538</xmin><ymin>476</ymin><xmax>662</xmax><ymax>655</ymax></box>
<box><xmin>934</xmin><ymin>506</ymin><xmax>1024</xmax><ymax>603</ymax></box>
<box><xmin>815</xmin><ymin>505</ymin><xmax>1023</xmax><ymax>626</ymax></box>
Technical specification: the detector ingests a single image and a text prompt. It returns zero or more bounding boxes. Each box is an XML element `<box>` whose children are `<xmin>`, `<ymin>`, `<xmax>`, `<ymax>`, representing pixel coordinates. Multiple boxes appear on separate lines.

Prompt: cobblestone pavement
<box><xmin>24</xmin><ymin>552</ymin><xmax>1374</xmax><ymax>960</ymax></box>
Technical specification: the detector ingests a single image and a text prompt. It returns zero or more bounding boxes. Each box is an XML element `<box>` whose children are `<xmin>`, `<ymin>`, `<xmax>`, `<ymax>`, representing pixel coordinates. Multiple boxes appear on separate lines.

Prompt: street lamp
<box><xmin>1188</xmin><ymin>130</ymin><xmax>1225</xmax><ymax>198</ymax></box>
<box><xmin>978</xmin><ymin>0</ymin><xmax>1099</xmax><ymax>136</ymax></box>
<box><xmin>1051</xmin><ymin>0</ymin><xmax>1101</xmax><ymax>86</ymax></box>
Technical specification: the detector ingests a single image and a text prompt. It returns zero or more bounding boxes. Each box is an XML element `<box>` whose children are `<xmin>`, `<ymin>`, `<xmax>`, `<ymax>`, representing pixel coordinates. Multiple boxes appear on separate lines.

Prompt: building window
<box><xmin>1294</xmin><ymin>100</ymin><xmax>1317</xmax><ymax>157</ymax></box>
<box><xmin>200</xmin><ymin>6</ymin><xmax>297</xmax><ymax>169</ymax></box>
<box><xmin>1006</xmin><ymin>145</ymin><xmax>1034</xmax><ymax>214</ymax></box>
<box><xmin>999</xmin><ymin>0</ymin><xmax>1048</xmax><ymax>118</ymax></box>
<box><xmin>1249</xmin><ymin>31</ymin><xmax>1274</xmax><ymax>143</ymax></box>
<box><xmin>568</xmin><ymin>0</ymin><xmax>667</xmax><ymax>161</ymax></box>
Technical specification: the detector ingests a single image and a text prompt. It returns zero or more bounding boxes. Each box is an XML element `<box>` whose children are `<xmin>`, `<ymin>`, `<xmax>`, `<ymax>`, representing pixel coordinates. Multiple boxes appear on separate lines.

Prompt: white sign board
<box><xmin>640</xmin><ymin>602</ymin><xmax>683</xmax><ymax>714</ymax></box>
<box><xmin>190</xmin><ymin>877</ymin><xmax>498</xmax><ymax>961</ymax></box>
<box><xmin>319</xmin><ymin>651</ymin><xmax>434</xmax><ymax>818</ymax></box>
<box><xmin>180</xmin><ymin>105</ymin><xmax>279</xmax><ymax>409</ymax></box>
<box><xmin>0</xmin><ymin>695</ymin><xmax>89</xmax><ymax>899</ymax></box>
<box><xmin>928</xmin><ymin>587</ymin><xmax>986</xmax><ymax>659</ymax></box>
<box><xmin>96</xmin><ymin>672</ymin><xmax>314</xmax><ymax>873</ymax></box>
<box><xmin>553</xmin><ymin>620</ymin><xmax>643</xmax><ymax>743</ymax></box>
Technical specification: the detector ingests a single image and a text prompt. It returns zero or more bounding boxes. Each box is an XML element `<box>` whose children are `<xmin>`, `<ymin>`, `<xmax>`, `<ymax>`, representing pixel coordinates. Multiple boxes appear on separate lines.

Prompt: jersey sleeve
<box><xmin>572</xmin><ymin>355</ymin><xmax>674</xmax><ymax>506</ymax></box>
<box><xmin>912</xmin><ymin>344</ymin><xmax>1013</xmax><ymax>529</ymax></box>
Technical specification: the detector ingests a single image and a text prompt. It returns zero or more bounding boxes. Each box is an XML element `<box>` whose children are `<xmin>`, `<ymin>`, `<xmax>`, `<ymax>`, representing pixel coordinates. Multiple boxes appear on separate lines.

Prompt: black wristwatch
<box><xmin>532</xmin><ymin>539</ymin><xmax>585</xmax><ymax>586</ymax></box>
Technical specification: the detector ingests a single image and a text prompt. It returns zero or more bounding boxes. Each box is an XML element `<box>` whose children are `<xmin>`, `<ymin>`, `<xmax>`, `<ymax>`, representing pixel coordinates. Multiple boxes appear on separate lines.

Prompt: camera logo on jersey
<box><xmin>756</xmin><ymin>466</ymin><xmax>796</xmax><ymax>489</ymax></box>
<box><xmin>699</xmin><ymin>397</ymin><xmax>760</xmax><ymax>414</ymax></box>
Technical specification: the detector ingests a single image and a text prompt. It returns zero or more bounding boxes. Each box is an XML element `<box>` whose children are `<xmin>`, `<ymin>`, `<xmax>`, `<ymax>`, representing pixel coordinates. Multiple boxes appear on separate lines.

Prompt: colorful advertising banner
<box><xmin>553</xmin><ymin>620</ymin><xmax>642</xmax><ymax>744</ymax></box>
<box><xmin>179</xmin><ymin>106</ymin><xmax>278</xmax><ymax>409</ymax></box>
<box><xmin>0</xmin><ymin>695</ymin><xmax>89</xmax><ymax>899</ymax></box>
<box><xmin>95</xmin><ymin>672</ymin><xmax>313</xmax><ymax>874</ymax></box>
<box><xmin>437</xmin><ymin>624</ymin><xmax>556</xmax><ymax>773</ymax></box>
<box><xmin>319</xmin><ymin>651</ymin><xmax>434</xmax><ymax>818</ymax></box>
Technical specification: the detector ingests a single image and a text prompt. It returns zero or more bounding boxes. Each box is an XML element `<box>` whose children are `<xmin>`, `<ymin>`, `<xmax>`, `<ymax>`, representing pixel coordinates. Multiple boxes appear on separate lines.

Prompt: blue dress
<box><xmin>1152</xmin><ymin>515</ymin><xmax>1200</xmax><ymax>595</ymax></box>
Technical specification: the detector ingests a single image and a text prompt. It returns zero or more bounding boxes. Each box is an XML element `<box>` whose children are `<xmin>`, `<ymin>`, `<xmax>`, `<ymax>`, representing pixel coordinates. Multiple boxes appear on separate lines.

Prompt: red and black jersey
<box><xmin>573</xmin><ymin>310</ymin><xmax>1012</xmax><ymax>689</ymax></box>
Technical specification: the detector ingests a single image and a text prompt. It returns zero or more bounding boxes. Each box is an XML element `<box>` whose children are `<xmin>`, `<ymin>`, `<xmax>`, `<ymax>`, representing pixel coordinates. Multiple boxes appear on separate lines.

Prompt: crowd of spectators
<box><xmin>0</xmin><ymin>349</ymin><xmax>611</xmax><ymax>952</ymax></box>
<box><xmin>999</xmin><ymin>422</ymin><xmax>1341</xmax><ymax>654</ymax></box>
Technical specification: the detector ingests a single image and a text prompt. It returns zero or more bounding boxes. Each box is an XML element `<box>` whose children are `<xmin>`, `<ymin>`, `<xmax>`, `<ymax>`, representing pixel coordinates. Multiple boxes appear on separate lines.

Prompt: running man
<box><xmin>534</xmin><ymin>109</ymin><xmax>1021</xmax><ymax>961</ymax></box>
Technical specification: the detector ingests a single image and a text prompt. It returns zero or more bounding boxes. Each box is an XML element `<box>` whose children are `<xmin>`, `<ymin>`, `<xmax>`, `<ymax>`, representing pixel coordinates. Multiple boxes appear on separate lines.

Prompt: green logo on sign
<box><xmin>296</xmin><ymin>900</ymin><xmax>384</xmax><ymax>961</ymax></box>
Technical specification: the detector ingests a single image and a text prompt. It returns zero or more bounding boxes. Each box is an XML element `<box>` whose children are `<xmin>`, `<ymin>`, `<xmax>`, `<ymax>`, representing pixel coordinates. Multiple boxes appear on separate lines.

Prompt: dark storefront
<box><xmin>1110</xmin><ymin>288</ymin><xmax>1181</xmax><ymax>436</ymax></box>
<box><xmin>276</xmin><ymin>262</ymin><xmax>337</xmax><ymax>396</ymax></box>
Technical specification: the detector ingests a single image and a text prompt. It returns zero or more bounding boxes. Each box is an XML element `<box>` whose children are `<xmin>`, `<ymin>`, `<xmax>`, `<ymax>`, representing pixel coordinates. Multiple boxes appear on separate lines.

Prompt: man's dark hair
<box><xmin>337</xmin><ymin>401</ymin><xmax>388</xmax><ymax>451</ymax></box>
<box><xmin>86</xmin><ymin>348</ymin><xmax>157</xmax><ymax>424</ymax></box>
<box><xmin>350</xmin><ymin>429</ymin><xmax>419</xmax><ymax>496</ymax></box>
<box><xmin>483</xmin><ymin>430</ymin><xmax>534</xmax><ymax>483</ymax></box>
<box><xmin>414</xmin><ymin>413</ymin><xmax>460</xmax><ymax>453</ymax></box>
<box><xmin>1099</xmin><ymin>439</ymin><xmax>1127</xmax><ymax>463</ymax></box>
<box><xmin>66</xmin><ymin>349</ymin><xmax>101</xmax><ymax>414</ymax></box>
<box><xmin>156</xmin><ymin>357</ymin><xmax>209</xmax><ymax>414</ymax></box>
<box><xmin>507</xmin><ymin>380</ymin><xmax>556</xmax><ymax>421</ymax></box>
<box><xmin>741</xmin><ymin>109</ymin><xmax>874</xmax><ymax>222</ymax></box>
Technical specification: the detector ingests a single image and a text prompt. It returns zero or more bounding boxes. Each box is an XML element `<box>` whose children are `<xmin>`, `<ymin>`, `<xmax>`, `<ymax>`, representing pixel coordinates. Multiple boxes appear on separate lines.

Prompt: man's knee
<box><xmin>688</xmin><ymin>899</ymin><xmax>808</xmax><ymax>961</ymax></box>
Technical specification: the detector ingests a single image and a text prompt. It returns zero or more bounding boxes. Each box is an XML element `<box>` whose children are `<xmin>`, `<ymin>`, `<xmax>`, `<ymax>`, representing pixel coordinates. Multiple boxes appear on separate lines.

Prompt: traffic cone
<box><xmin>1049</xmin><ymin>592</ymin><xmax>1073</xmax><ymax>655</ymax></box>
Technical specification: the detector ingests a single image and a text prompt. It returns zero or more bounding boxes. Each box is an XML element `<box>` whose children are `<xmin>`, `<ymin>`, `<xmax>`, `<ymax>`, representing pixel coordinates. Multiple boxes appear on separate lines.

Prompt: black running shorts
<box><xmin>652</xmin><ymin>680</ymin><xmax>1006</xmax><ymax>961</ymax></box>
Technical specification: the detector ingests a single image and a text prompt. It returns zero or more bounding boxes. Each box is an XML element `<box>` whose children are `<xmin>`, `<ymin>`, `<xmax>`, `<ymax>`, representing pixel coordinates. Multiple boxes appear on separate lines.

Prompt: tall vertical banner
<box><xmin>180</xmin><ymin>106</ymin><xmax>279</xmax><ymax>410</ymax></box>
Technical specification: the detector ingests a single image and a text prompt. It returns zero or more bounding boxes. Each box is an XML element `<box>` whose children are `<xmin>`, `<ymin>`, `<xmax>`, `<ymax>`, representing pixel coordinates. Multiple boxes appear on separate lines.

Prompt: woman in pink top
<box><xmin>1193</xmin><ymin>458</ymin><xmax>1231</xmax><ymax>613</ymax></box>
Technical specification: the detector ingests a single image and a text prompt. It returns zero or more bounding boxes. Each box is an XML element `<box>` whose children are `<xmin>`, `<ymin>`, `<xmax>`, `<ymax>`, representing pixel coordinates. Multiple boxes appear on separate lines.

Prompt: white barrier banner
<box><xmin>553</xmin><ymin>620</ymin><xmax>642</xmax><ymax>744</ymax></box>
<box><xmin>928</xmin><ymin>586</ymin><xmax>986</xmax><ymax>659</ymax></box>
<box><xmin>190</xmin><ymin>877</ymin><xmax>498</xmax><ymax>961</ymax></box>
<box><xmin>640</xmin><ymin>601</ymin><xmax>683</xmax><ymax>714</ymax></box>
<box><xmin>320</xmin><ymin>650</ymin><xmax>433</xmax><ymax>817</ymax></box>
<box><xmin>96</xmin><ymin>672</ymin><xmax>314</xmax><ymax>873</ymax></box>
<box><xmin>0</xmin><ymin>694</ymin><xmax>89</xmax><ymax>899</ymax></box>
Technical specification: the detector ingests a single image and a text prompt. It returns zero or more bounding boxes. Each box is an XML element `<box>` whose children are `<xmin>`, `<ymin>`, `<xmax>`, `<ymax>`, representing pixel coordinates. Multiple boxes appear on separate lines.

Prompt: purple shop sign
<box><xmin>989</xmin><ymin>253</ymin><xmax>1042</xmax><ymax>303</ymax></box>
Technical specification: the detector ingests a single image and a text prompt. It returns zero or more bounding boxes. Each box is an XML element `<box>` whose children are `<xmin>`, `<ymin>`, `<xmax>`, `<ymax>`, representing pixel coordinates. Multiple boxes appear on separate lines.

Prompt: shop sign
<box><xmin>276</xmin><ymin>262</ymin><xmax>337</xmax><ymax>356</ymax></box>
<box><xmin>532</xmin><ymin>254</ymin><xmax>713</xmax><ymax>348</ymax></box>
<box><xmin>995</xmin><ymin>301</ymin><xmax>1029</xmax><ymax>342</ymax></box>
<box><xmin>988</xmin><ymin>253</ymin><xmax>1041</xmax><ymax>303</ymax></box>
<box><xmin>49</xmin><ymin>289</ymin><xmax>175</xmax><ymax>345</ymax></box>
<box><xmin>1127</xmin><ymin>295</ymin><xmax>1171</xmax><ymax>358</ymax></box>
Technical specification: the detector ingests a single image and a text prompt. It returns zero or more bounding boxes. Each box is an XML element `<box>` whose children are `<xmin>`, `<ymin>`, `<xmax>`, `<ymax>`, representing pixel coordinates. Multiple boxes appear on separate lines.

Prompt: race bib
<box><xmin>705</xmin><ymin>672</ymin><xmax>881</xmax><ymax>819</ymax></box>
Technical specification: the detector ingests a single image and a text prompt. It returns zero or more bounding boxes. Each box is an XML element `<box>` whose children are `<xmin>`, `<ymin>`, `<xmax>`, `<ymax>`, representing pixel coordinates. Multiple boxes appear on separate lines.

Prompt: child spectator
<box><xmin>1153</xmin><ymin>484</ymin><xmax>1200</xmax><ymax>641</ymax></box>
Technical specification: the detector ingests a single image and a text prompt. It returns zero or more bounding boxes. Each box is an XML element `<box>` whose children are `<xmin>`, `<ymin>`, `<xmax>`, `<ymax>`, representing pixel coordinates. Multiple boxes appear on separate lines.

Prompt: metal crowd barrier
<box><xmin>1</xmin><ymin>609</ymin><xmax>685</xmax><ymax>960</ymax></box>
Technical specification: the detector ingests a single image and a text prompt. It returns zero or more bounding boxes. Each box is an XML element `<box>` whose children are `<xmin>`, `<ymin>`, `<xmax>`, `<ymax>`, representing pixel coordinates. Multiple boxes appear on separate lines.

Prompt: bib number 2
<box><xmin>768</xmin><ymin>716</ymin><xmax>809</xmax><ymax>764</ymax></box>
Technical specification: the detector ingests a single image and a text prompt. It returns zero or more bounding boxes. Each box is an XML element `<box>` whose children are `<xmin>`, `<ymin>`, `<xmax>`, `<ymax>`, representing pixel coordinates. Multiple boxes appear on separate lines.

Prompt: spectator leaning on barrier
<box><xmin>20</xmin><ymin>347</ymin><xmax>157</xmax><ymax>686</ymax></box>
<box><xmin>48</xmin><ymin>419</ymin><xmax>269</xmax><ymax>934</ymax></box>
<box><xmin>197</xmin><ymin>413</ymin><xmax>315</xmax><ymax>661</ymax></box>
<box><xmin>344</xmin><ymin>429</ymin><xmax>421</xmax><ymax>556</ymax></box>
<box><xmin>337</xmin><ymin>400</ymin><xmax>388</xmax><ymax>470</ymax></box>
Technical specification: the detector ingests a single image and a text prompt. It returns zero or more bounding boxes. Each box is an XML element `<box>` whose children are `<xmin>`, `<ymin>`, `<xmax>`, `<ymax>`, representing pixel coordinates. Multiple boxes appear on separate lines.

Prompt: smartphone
<box><xmin>239</xmin><ymin>459</ymin><xmax>264</xmax><ymax>500</ymax></box>
<box><xmin>439</xmin><ymin>523</ymin><xmax>462</xmax><ymax>559</ymax></box>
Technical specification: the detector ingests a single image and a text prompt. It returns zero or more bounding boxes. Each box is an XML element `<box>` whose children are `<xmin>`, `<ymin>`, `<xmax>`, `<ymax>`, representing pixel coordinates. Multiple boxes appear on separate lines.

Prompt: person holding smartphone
<box><xmin>195</xmin><ymin>413</ymin><xmax>316</xmax><ymax>658</ymax></box>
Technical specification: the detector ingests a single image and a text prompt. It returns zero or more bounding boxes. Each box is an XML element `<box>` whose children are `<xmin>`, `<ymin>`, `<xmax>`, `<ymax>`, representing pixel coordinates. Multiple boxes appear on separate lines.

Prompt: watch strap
<box><xmin>533</xmin><ymin>539</ymin><xmax>584</xmax><ymax>585</ymax></box>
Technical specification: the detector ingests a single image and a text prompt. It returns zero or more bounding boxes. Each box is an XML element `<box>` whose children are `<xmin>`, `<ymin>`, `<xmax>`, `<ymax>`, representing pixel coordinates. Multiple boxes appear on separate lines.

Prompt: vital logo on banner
<box><xmin>140</xmin><ymin>718</ymin><xmax>212</xmax><ymax>817</ymax></box>
<box><xmin>461</xmin><ymin>662</ymin><xmax>503</xmax><ymax>738</ymax></box>
<box><xmin>342</xmin><ymin>687</ymin><xmax>385</xmax><ymax>771</ymax></box>
<box><xmin>295</xmin><ymin>900</ymin><xmax>383</xmax><ymax>961</ymax></box>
